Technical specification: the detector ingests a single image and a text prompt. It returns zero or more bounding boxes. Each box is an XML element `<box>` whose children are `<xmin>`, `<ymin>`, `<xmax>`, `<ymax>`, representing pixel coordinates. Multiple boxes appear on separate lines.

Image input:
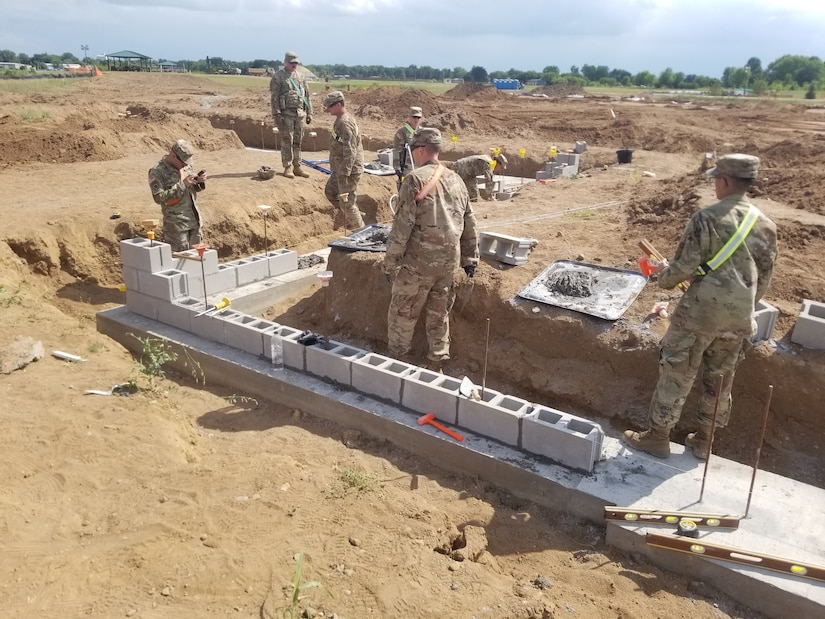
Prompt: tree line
<box><xmin>1</xmin><ymin>49</ymin><xmax>822</xmax><ymax>93</ymax></box>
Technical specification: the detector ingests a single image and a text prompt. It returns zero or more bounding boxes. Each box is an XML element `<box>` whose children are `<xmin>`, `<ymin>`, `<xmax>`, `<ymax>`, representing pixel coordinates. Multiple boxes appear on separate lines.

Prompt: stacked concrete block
<box><xmin>137</xmin><ymin>269</ymin><xmax>188</xmax><ymax>301</ymax></box>
<box><xmin>402</xmin><ymin>369</ymin><xmax>462</xmax><ymax>424</ymax></box>
<box><xmin>573</xmin><ymin>141</ymin><xmax>587</xmax><ymax>154</ymax></box>
<box><xmin>791</xmin><ymin>299</ymin><xmax>825</xmax><ymax>350</ymax></box>
<box><xmin>157</xmin><ymin>296</ymin><xmax>203</xmax><ymax>333</ymax></box>
<box><xmin>522</xmin><ymin>405</ymin><xmax>605</xmax><ymax>473</ymax></box>
<box><xmin>305</xmin><ymin>340</ymin><xmax>366</xmax><ymax>385</ymax></box>
<box><xmin>479</xmin><ymin>232</ymin><xmax>537</xmax><ymax>266</ymax></box>
<box><xmin>224</xmin><ymin>314</ymin><xmax>279</xmax><ymax>357</ymax></box>
<box><xmin>264</xmin><ymin>248</ymin><xmax>299</xmax><ymax>277</ymax></box>
<box><xmin>190</xmin><ymin>308</ymin><xmax>240</xmax><ymax>343</ymax></box>
<box><xmin>457</xmin><ymin>389</ymin><xmax>531</xmax><ymax>447</ymax></box>
<box><xmin>753</xmin><ymin>300</ymin><xmax>779</xmax><ymax>342</ymax></box>
<box><xmin>378</xmin><ymin>149</ymin><xmax>393</xmax><ymax>167</ymax></box>
<box><xmin>170</xmin><ymin>247</ymin><xmax>237</xmax><ymax>299</ymax></box>
<box><xmin>352</xmin><ymin>353</ymin><xmax>416</xmax><ymax>403</ymax></box>
<box><xmin>535</xmin><ymin>154</ymin><xmax>579</xmax><ymax>180</ymax></box>
<box><xmin>262</xmin><ymin>325</ymin><xmax>303</xmax><ymax>370</ymax></box>
<box><xmin>227</xmin><ymin>256</ymin><xmax>270</xmax><ymax>287</ymax></box>
<box><xmin>120</xmin><ymin>237</ymin><xmax>172</xmax><ymax>273</ymax></box>
<box><xmin>124</xmin><ymin>289</ymin><xmax>158</xmax><ymax>320</ymax></box>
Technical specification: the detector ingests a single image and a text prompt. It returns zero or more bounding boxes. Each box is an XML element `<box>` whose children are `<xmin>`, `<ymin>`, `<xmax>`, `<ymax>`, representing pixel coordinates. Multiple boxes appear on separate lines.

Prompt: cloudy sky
<box><xmin>3</xmin><ymin>0</ymin><xmax>823</xmax><ymax>77</ymax></box>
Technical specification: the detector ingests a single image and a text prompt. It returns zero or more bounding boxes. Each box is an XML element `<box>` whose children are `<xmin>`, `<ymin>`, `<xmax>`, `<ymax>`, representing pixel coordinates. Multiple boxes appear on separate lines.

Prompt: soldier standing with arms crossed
<box><xmin>270</xmin><ymin>51</ymin><xmax>312</xmax><ymax>179</ymax></box>
<box><xmin>323</xmin><ymin>90</ymin><xmax>365</xmax><ymax>230</ymax></box>
<box><xmin>148</xmin><ymin>139</ymin><xmax>206</xmax><ymax>251</ymax></box>
<box><xmin>383</xmin><ymin>127</ymin><xmax>479</xmax><ymax>370</ymax></box>
<box><xmin>623</xmin><ymin>154</ymin><xmax>777</xmax><ymax>460</ymax></box>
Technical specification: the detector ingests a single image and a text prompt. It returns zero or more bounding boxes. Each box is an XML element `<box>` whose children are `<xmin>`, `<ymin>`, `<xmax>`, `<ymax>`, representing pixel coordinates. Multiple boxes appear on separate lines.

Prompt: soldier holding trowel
<box><xmin>623</xmin><ymin>154</ymin><xmax>777</xmax><ymax>460</ymax></box>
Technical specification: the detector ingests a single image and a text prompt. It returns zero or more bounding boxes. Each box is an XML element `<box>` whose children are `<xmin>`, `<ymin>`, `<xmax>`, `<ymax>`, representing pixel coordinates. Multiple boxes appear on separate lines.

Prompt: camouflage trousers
<box><xmin>649</xmin><ymin>328</ymin><xmax>750</xmax><ymax>431</ymax></box>
<box><xmin>162</xmin><ymin>206</ymin><xmax>201</xmax><ymax>252</ymax></box>
<box><xmin>278</xmin><ymin>113</ymin><xmax>304</xmax><ymax>169</ymax></box>
<box><xmin>324</xmin><ymin>172</ymin><xmax>364</xmax><ymax>229</ymax></box>
<box><xmin>387</xmin><ymin>265</ymin><xmax>455</xmax><ymax>361</ymax></box>
<box><xmin>162</xmin><ymin>227</ymin><xmax>202</xmax><ymax>252</ymax></box>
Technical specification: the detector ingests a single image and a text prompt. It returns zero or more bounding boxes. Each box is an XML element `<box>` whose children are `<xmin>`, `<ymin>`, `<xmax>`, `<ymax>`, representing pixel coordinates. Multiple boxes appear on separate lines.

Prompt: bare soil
<box><xmin>2</xmin><ymin>72</ymin><xmax>823</xmax><ymax>619</ymax></box>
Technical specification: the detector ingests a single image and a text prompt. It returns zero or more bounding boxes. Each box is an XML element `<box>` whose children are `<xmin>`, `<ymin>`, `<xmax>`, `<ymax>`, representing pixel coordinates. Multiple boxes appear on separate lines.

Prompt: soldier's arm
<box><xmin>459</xmin><ymin>186</ymin><xmax>480</xmax><ymax>266</ymax></box>
<box><xmin>148</xmin><ymin>169</ymin><xmax>184</xmax><ymax>206</ymax></box>
<box><xmin>340</xmin><ymin>121</ymin><xmax>357</xmax><ymax>176</ymax></box>
<box><xmin>270</xmin><ymin>75</ymin><xmax>282</xmax><ymax>115</ymax></box>
<box><xmin>658</xmin><ymin>213</ymin><xmax>708</xmax><ymax>289</ymax></box>
<box><xmin>753</xmin><ymin>220</ymin><xmax>778</xmax><ymax>302</ymax></box>
<box><xmin>383</xmin><ymin>182</ymin><xmax>418</xmax><ymax>273</ymax></box>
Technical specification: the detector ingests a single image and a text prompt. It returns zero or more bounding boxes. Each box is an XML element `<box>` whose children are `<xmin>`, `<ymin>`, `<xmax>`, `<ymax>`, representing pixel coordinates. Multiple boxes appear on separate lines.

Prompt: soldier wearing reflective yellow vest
<box><xmin>392</xmin><ymin>106</ymin><xmax>423</xmax><ymax>189</ymax></box>
<box><xmin>623</xmin><ymin>154</ymin><xmax>777</xmax><ymax>460</ymax></box>
<box><xmin>148</xmin><ymin>139</ymin><xmax>206</xmax><ymax>252</ymax></box>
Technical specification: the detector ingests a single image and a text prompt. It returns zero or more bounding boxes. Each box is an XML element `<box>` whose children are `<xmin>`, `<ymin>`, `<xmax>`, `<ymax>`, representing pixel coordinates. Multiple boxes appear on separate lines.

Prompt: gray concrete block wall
<box><xmin>190</xmin><ymin>308</ymin><xmax>240</xmax><ymax>343</ymax></box>
<box><xmin>137</xmin><ymin>269</ymin><xmax>188</xmax><ymax>301</ymax></box>
<box><xmin>457</xmin><ymin>389</ymin><xmax>530</xmax><ymax>447</ymax></box>
<box><xmin>226</xmin><ymin>257</ymin><xmax>270</xmax><ymax>287</ymax></box>
<box><xmin>120</xmin><ymin>238</ymin><xmax>172</xmax><ymax>273</ymax></box>
<box><xmin>522</xmin><ymin>405</ymin><xmax>604</xmax><ymax>473</ymax></box>
<box><xmin>265</xmin><ymin>249</ymin><xmax>299</xmax><ymax>277</ymax></box>
<box><xmin>352</xmin><ymin>353</ymin><xmax>416</xmax><ymax>403</ymax></box>
<box><xmin>157</xmin><ymin>296</ymin><xmax>202</xmax><ymax>333</ymax></box>
<box><xmin>753</xmin><ymin>300</ymin><xmax>779</xmax><ymax>342</ymax></box>
<box><xmin>172</xmin><ymin>247</ymin><xmax>219</xmax><ymax>275</ymax></box>
<box><xmin>402</xmin><ymin>370</ymin><xmax>461</xmax><ymax>424</ymax></box>
<box><xmin>224</xmin><ymin>315</ymin><xmax>278</xmax><ymax>357</ymax></box>
<box><xmin>791</xmin><ymin>299</ymin><xmax>825</xmax><ymax>350</ymax></box>
<box><xmin>125</xmin><ymin>289</ymin><xmax>158</xmax><ymax>320</ymax></box>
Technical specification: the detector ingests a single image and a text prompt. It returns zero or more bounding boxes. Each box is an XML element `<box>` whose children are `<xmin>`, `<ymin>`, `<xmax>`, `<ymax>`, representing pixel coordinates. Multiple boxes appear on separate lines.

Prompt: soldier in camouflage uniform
<box><xmin>383</xmin><ymin>127</ymin><xmax>479</xmax><ymax>367</ymax></box>
<box><xmin>392</xmin><ymin>106</ymin><xmax>423</xmax><ymax>189</ymax></box>
<box><xmin>322</xmin><ymin>91</ymin><xmax>365</xmax><ymax>229</ymax></box>
<box><xmin>148</xmin><ymin>139</ymin><xmax>206</xmax><ymax>252</ymax></box>
<box><xmin>623</xmin><ymin>154</ymin><xmax>777</xmax><ymax>459</ymax></box>
<box><xmin>270</xmin><ymin>51</ymin><xmax>312</xmax><ymax>179</ymax></box>
<box><xmin>444</xmin><ymin>153</ymin><xmax>508</xmax><ymax>201</ymax></box>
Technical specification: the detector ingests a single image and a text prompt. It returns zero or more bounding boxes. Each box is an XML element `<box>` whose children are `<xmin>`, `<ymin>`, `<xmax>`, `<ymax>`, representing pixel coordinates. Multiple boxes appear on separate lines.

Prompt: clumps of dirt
<box><xmin>755</xmin><ymin>139</ymin><xmax>825</xmax><ymax>214</ymax></box>
<box><xmin>442</xmin><ymin>83</ymin><xmax>507</xmax><ymax>101</ymax></box>
<box><xmin>625</xmin><ymin>173</ymin><xmax>704</xmax><ymax>244</ymax></box>
<box><xmin>347</xmin><ymin>86</ymin><xmax>444</xmax><ymax>121</ymax></box>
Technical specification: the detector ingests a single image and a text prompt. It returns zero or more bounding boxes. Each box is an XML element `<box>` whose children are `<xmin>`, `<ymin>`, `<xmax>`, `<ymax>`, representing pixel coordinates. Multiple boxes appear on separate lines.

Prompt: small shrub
<box><xmin>20</xmin><ymin>109</ymin><xmax>49</xmax><ymax>123</ymax></box>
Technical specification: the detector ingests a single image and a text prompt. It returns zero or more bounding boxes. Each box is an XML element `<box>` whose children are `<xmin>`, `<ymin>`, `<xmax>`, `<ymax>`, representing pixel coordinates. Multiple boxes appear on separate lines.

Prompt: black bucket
<box><xmin>616</xmin><ymin>149</ymin><xmax>634</xmax><ymax>164</ymax></box>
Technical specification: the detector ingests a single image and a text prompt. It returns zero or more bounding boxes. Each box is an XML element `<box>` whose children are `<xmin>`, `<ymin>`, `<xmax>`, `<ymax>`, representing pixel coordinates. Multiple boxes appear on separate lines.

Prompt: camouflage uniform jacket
<box><xmin>329</xmin><ymin>112</ymin><xmax>364</xmax><ymax>177</ymax></box>
<box><xmin>384</xmin><ymin>162</ymin><xmax>479</xmax><ymax>277</ymax></box>
<box><xmin>392</xmin><ymin>123</ymin><xmax>415</xmax><ymax>174</ymax></box>
<box><xmin>658</xmin><ymin>193</ymin><xmax>777</xmax><ymax>337</ymax></box>
<box><xmin>270</xmin><ymin>69</ymin><xmax>312</xmax><ymax>118</ymax></box>
<box><xmin>447</xmin><ymin>155</ymin><xmax>494</xmax><ymax>183</ymax></box>
<box><xmin>148</xmin><ymin>158</ymin><xmax>203</xmax><ymax>232</ymax></box>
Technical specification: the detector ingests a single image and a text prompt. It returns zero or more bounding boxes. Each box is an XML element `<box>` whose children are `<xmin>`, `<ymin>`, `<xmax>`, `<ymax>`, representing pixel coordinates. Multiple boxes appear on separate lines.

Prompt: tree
<box><xmin>633</xmin><ymin>70</ymin><xmax>655</xmax><ymax>88</ymax></box>
<box><xmin>468</xmin><ymin>65</ymin><xmax>488</xmax><ymax>83</ymax></box>
<box><xmin>0</xmin><ymin>49</ymin><xmax>15</xmax><ymax>62</ymax></box>
<box><xmin>746</xmin><ymin>57</ymin><xmax>763</xmax><ymax>81</ymax></box>
<box><xmin>657</xmin><ymin>67</ymin><xmax>675</xmax><ymax>88</ymax></box>
<box><xmin>542</xmin><ymin>65</ymin><xmax>560</xmax><ymax>75</ymax></box>
<box><xmin>569</xmin><ymin>65</ymin><xmax>580</xmax><ymax>75</ymax></box>
<box><xmin>805</xmin><ymin>83</ymin><xmax>817</xmax><ymax>99</ymax></box>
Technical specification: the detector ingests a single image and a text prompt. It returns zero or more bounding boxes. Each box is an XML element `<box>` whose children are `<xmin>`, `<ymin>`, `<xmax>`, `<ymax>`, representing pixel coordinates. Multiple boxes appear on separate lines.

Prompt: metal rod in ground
<box><xmin>200</xmin><ymin>258</ymin><xmax>208</xmax><ymax>310</ymax></box>
<box><xmin>324</xmin><ymin>286</ymin><xmax>330</xmax><ymax>350</ymax></box>
<box><xmin>744</xmin><ymin>384</ymin><xmax>774</xmax><ymax>518</ymax></box>
<box><xmin>699</xmin><ymin>373</ymin><xmax>725</xmax><ymax>503</ymax></box>
<box><xmin>481</xmin><ymin>318</ymin><xmax>490</xmax><ymax>400</ymax></box>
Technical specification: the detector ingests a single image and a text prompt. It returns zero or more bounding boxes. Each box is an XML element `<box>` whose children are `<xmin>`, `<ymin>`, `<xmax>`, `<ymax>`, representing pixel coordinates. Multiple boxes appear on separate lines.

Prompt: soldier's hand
<box><xmin>305</xmin><ymin>115</ymin><xmax>312</xmax><ymax>125</ymax></box>
<box><xmin>463</xmin><ymin>264</ymin><xmax>476</xmax><ymax>278</ymax></box>
<box><xmin>182</xmin><ymin>174</ymin><xmax>199</xmax><ymax>188</ymax></box>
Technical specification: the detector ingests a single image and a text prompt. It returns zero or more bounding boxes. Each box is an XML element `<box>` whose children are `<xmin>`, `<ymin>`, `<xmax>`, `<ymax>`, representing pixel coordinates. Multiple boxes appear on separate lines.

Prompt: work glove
<box><xmin>463</xmin><ymin>264</ymin><xmax>476</xmax><ymax>278</ymax></box>
<box><xmin>306</xmin><ymin>115</ymin><xmax>312</xmax><ymax>125</ymax></box>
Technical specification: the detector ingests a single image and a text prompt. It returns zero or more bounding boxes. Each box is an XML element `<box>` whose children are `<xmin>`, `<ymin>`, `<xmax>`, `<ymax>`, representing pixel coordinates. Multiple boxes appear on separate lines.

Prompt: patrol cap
<box><xmin>410</xmin><ymin>106</ymin><xmax>423</xmax><ymax>118</ymax></box>
<box><xmin>410</xmin><ymin>127</ymin><xmax>442</xmax><ymax>147</ymax></box>
<box><xmin>171</xmin><ymin>139</ymin><xmax>194</xmax><ymax>163</ymax></box>
<box><xmin>284</xmin><ymin>51</ymin><xmax>300</xmax><ymax>64</ymax></box>
<box><xmin>706</xmin><ymin>154</ymin><xmax>759</xmax><ymax>180</ymax></box>
<box><xmin>323</xmin><ymin>90</ymin><xmax>345</xmax><ymax>109</ymax></box>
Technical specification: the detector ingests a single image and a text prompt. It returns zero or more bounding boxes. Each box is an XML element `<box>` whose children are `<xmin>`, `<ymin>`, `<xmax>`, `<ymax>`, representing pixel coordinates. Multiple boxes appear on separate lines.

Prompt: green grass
<box><xmin>20</xmin><ymin>109</ymin><xmax>49</xmax><ymax>122</ymax></box>
<box><xmin>0</xmin><ymin>77</ymin><xmax>87</xmax><ymax>95</ymax></box>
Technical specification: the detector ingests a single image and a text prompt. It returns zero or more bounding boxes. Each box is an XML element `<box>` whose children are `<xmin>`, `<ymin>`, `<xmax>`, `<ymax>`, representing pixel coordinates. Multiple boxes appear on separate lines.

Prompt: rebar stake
<box><xmin>318</xmin><ymin>271</ymin><xmax>333</xmax><ymax>350</ymax></box>
<box><xmin>481</xmin><ymin>317</ymin><xmax>491</xmax><ymax>400</ymax></box>
<box><xmin>744</xmin><ymin>384</ymin><xmax>774</xmax><ymax>518</ymax></box>
<box><xmin>193</xmin><ymin>243</ymin><xmax>208</xmax><ymax>310</ymax></box>
<box><xmin>699</xmin><ymin>374</ymin><xmax>724</xmax><ymax>503</ymax></box>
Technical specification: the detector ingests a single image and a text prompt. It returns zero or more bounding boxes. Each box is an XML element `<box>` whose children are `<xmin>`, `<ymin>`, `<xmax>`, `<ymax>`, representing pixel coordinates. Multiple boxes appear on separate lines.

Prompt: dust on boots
<box><xmin>685</xmin><ymin>430</ymin><xmax>711</xmax><ymax>460</ymax></box>
<box><xmin>622</xmin><ymin>427</ymin><xmax>671</xmax><ymax>459</ymax></box>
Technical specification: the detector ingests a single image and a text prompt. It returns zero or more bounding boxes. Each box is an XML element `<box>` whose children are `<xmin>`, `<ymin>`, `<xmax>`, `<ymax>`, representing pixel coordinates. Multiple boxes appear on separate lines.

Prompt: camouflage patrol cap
<box><xmin>284</xmin><ymin>51</ymin><xmax>300</xmax><ymax>64</ymax></box>
<box><xmin>323</xmin><ymin>90</ymin><xmax>345</xmax><ymax>108</ymax></box>
<box><xmin>706</xmin><ymin>154</ymin><xmax>759</xmax><ymax>180</ymax></box>
<box><xmin>410</xmin><ymin>127</ymin><xmax>442</xmax><ymax>147</ymax></box>
<box><xmin>410</xmin><ymin>106</ymin><xmax>423</xmax><ymax>118</ymax></box>
<box><xmin>171</xmin><ymin>139</ymin><xmax>194</xmax><ymax>163</ymax></box>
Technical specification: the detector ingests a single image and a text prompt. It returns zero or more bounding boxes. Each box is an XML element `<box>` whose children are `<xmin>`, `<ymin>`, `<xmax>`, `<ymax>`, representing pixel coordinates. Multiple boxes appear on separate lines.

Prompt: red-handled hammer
<box><xmin>417</xmin><ymin>413</ymin><xmax>464</xmax><ymax>442</ymax></box>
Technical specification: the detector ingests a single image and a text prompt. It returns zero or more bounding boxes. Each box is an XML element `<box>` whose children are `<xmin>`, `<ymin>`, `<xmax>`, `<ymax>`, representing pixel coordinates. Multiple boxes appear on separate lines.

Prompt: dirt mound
<box><xmin>346</xmin><ymin>85</ymin><xmax>444</xmax><ymax>121</ymax></box>
<box><xmin>534</xmin><ymin>83</ymin><xmax>587</xmax><ymax>98</ymax></box>
<box><xmin>442</xmin><ymin>82</ymin><xmax>507</xmax><ymax>101</ymax></box>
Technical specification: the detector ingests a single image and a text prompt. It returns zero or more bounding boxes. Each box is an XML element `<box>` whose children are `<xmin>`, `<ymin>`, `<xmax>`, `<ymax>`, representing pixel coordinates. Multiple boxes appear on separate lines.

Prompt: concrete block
<box><xmin>791</xmin><ymin>299</ymin><xmax>825</xmax><ymax>350</ymax></box>
<box><xmin>264</xmin><ymin>325</ymin><xmax>306</xmax><ymax>371</ymax></box>
<box><xmin>157</xmin><ymin>296</ymin><xmax>201</xmax><ymax>332</ymax></box>
<box><xmin>522</xmin><ymin>405</ymin><xmax>605</xmax><ymax>473</ymax></box>
<box><xmin>190</xmin><ymin>308</ymin><xmax>241</xmax><ymax>343</ymax></box>
<box><xmin>535</xmin><ymin>170</ymin><xmax>554</xmax><ymax>181</ymax></box>
<box><xmin>224</xmin><ymin>314</ymin><xmax>278</xmax><ymax>357</ymax></box>
<box><xmin>119</xmin><ymin>237</ymin><xmax>172</xmax><ymax>274</ymax></box>
<box><xmin>122</xmin><ymin>265</ymin><xmax>140</xmax><ymax>293</ymax></box>
<box><xmin>457</xmin><ymin>389</ymin><xmax>530</xmax><ymax>447</ymax></box>
<box><xmin>265</xmin><ymin>248</ymin><xmax>299</xmax><ymax>277</ymax></box>
<box><xmin>137</xmin><ymin>269</ymin><xmax>188</xmax><ymax>301</ymax></box>
<box><xmin>378</xmin><ymin>149</ymin><xmax>393</xmax><ymax>167</ymax></box>
<box><xmin>560</xmin><ymin>165</ymin><xmax>578</xmax><ymax>178</ymax></box>
<box><xmin>753</xmin><ymin>300</ymin><xmax>779</xmax><ymax>342</ymax></box>
<box><xmin>556</xmin><ymin>152</ymin><xmax>580</xmax><ymax>167</ymax></box>
<box><xmin>125</xmin><ymin>289</ymin><xmax>158</xmax><ymax>321</ymax></box>
<box><xmin>226</xmin><ymin>257</ymin><xmax>269</xmax><ymax>287</ymax></box>
<box><xmin>401</xmin><ymin>369</ymin><xmax>461</xmax><ymax>424</ymax></box>
<box><xmin>479</xmin><ymin>232</ymin><xmax>537</xmax><ymax>266</ymax></box>
<box><xmin>573</xmin><ymin>141</ymin><xmax>587</xmax><ymax>154</ymax></box>
<box><xmin>171</xmin><ymin>248</ymin><xmax>219</xmax><ymax>275</ymax></box>
<box><xmin>305</xmin><ymin>340</ymin><xmax>366</xmax><ymax>385</ymax></box>
<box><xmin>205</xmin><ymin>264</ymin><xmax>239</xmax><ymax>294</ymax></box>
<box><xmin>352</xmin><ymin>353</ymin><xmax>416</xmax><ymax>403</ymax></box>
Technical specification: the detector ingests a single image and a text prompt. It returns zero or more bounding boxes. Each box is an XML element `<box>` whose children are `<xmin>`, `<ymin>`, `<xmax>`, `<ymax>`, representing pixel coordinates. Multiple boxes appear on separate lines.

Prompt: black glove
<box><xmin>385</xmin><ymin>273</ymin><xmax>392</xmax><ymax>284</ymax></box>
<box><xmin>306</xmin><ymin>115</ymin><xmax>312</xmax><ymax>125</ymax></box>
<box><xmin>463</xmin><ymin>264</ymin><xmax>476</xmax><ymax>278</ymax></box>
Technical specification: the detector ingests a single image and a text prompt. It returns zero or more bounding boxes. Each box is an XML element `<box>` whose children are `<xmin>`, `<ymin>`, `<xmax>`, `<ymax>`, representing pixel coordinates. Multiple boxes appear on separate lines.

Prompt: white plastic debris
<box><xmin>52</xmin><ymin>350</ymin><xmax>86</xmax><ymax>362</ymax></box>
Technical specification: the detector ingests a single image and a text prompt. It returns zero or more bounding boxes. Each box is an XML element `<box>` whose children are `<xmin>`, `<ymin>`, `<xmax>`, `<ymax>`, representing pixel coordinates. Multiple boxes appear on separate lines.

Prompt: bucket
<box><xmin>617</xmin><ymin>149</ymin><xmax>634</xmax><ymax>164</ymax></box>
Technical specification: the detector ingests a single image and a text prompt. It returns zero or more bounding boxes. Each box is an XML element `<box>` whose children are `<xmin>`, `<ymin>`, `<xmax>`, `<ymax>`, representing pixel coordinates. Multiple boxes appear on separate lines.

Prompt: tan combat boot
<box><xmin>293</xmin><ymin>164</ymin><xmax>310</xmax><ymax>178</ymax></box>
<box><xmin>283</xmin><ymin>166</ymin><xmax>295</xmax><ymax>179</ymax></box>
<box><xmin>685</xmin><ymin>423</ymin><xmax>713</xmax><ymax>460</ymax></box>
<box><xmin>622</xmin><ymin>425</ymin><xmax>671</xmax><ymax>458</ymax></box>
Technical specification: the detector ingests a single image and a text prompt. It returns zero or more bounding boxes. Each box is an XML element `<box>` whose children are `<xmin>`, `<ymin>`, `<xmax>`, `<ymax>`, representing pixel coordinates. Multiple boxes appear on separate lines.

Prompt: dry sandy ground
<box><xmin>2</xmin><ymin>72</ymin><xmax>824</xmax><ymax>618</ymax></box>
